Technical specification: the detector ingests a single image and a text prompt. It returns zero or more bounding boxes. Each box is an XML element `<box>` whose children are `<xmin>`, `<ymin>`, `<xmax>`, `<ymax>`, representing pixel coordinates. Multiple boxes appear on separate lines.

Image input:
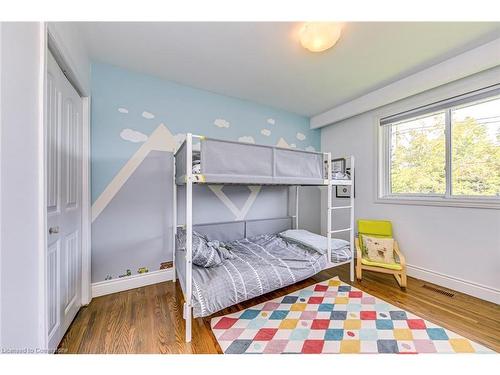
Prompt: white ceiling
<box><xmin>77</xmin><ymin>22</ymin><xmax>500</xmax><ymax>117</ymax></box>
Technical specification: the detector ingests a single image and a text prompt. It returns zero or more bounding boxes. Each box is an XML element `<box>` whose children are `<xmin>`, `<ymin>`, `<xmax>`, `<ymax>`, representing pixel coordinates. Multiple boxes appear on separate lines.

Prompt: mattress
<box><xmin>177</xmin><ymin>233</ymin><xmax>351</xmax><ymax>318</ymax></box>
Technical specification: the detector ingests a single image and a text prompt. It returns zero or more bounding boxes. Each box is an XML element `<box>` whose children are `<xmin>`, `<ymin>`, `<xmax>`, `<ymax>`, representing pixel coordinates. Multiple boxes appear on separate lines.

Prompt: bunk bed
<box><xmin>173</xmin><ymin>134</ymin><xmax>355</xmax><ymax>342</ymax></box>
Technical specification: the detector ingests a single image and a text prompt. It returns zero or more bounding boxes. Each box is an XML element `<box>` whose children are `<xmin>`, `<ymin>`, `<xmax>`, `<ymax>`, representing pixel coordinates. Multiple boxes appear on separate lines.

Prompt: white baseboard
<box><xmin>407</xmin><ymin>264</ymin><xmax>500</xmax><ymax>304</ymax></box>
<box><xmin>91</xmin><ymin>268</ymin><xmax>174</xmax><ymax>298</ymax></box>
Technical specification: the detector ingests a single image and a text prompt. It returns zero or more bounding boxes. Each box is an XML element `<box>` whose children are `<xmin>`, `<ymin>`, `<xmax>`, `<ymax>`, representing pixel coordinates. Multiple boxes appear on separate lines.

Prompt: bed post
<box><xmin>349</xmin><ymin>156</ymin><xmax>355</xmax><ymax>282</ymax></box>
<box><xmin>172</xmin><ymin>153</ymin><xmax>177</xmax><ymax>283</ymax></box>
<box><xmin>326</xmin><ymin>152</ymin><xmax>332</xmax><ymax>266</ymax></box>
<box><xmin>185</xmin><ymin>133</ymin><xmax>193</xmax><ymax>342</ymax></box>
<box><xmin>295</xmin><ymin>186</ymin><xmax>299</xmax><ymax>229</ymax></box>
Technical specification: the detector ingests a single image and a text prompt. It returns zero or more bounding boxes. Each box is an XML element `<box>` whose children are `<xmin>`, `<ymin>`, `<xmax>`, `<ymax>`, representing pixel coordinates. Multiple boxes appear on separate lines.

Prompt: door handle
<box><xmin>49</xmin><ymin>226</ymin><xmax>60</xmax><ymax>235</ymax></box>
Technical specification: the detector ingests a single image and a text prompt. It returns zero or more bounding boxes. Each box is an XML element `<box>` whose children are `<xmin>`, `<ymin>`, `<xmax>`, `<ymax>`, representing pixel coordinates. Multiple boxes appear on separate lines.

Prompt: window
<box><xmin>451</xmin><ymin>97</ymin><xmax>500</xmax><ymax>197</ymax></box>
<box><xmin>379</xmin><ymin>86</ymin><xmax>500</xmax><ymax>207</ymax></box>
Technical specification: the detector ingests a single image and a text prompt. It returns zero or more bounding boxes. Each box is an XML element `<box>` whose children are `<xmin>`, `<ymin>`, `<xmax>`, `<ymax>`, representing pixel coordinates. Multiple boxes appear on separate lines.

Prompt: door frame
<box><xmin>40</xmin><ymin>22</ymin><xmax>91</xmax><ymax>349</ymax></box>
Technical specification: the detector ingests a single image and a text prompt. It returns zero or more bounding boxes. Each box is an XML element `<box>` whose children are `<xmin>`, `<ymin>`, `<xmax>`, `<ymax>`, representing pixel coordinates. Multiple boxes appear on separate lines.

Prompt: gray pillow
<box><xmin>176</xmin><ymin>229</ymin><xmax>234</xmax><ymax>268</ymax></box>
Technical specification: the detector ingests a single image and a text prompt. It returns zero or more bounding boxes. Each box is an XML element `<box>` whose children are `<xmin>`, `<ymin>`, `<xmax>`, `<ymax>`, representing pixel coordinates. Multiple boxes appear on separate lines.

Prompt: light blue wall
<box><xmin>91</xmin><ymin>63</ymin><xmax>319</xmax><ymax>203</ymax></box>
<box><xmin>90</xmin><ymin>63</ymin><xmax>320</xmax><ymax>282</ymax></box>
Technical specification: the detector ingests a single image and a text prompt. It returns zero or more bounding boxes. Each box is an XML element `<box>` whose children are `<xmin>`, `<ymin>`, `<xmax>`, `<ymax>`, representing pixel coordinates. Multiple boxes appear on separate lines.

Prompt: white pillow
<box><xmin>280</xmin><ymin>229</ymin><xmax>349</xmax><ymax>254</ymax></box>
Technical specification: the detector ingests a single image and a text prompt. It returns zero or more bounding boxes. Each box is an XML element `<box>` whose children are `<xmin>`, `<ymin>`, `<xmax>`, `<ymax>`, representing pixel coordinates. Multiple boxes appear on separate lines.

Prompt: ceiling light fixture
<box><xmin>299</xmin><ymin>22</ymin><xmax>343</xmax><ymax>52</ymax></box>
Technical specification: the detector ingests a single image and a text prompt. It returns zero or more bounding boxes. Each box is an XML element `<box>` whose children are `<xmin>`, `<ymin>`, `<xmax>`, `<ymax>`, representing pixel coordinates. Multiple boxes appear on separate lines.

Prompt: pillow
<box><xmin>176</xmin><ymin>229</ymin><xmax>234</xmax><ymax>268</ymax></box>
<box><xmin>279</xmin><ymin>229</ymin><xmax>350</xmax><ymax>255</ymax></box>
<box><xmin>362</xmin><ymin>235</ymin><xmax>394</xmax><ymax>264</ymax></box>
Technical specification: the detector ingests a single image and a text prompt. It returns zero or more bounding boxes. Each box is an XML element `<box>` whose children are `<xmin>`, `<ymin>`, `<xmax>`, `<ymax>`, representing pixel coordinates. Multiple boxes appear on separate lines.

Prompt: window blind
<box><xmin>380</xmin><ymin>84</ymin><xmax>500</xmax><ymax>126</ymax></box>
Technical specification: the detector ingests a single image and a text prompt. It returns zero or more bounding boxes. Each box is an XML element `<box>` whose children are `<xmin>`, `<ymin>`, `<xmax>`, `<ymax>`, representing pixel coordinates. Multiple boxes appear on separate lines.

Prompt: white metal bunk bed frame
<box><xmin>173</xmin><ymin>133</ymin><xmax>355</xmax><ymax>342</ymax></box>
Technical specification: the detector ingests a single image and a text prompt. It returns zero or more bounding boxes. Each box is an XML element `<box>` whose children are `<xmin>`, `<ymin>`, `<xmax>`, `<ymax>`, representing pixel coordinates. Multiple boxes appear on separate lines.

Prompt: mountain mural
<box><xmin>91</xmin><ymin>63</ymin><xmax>320</xmax><ymax>284</ymax></box>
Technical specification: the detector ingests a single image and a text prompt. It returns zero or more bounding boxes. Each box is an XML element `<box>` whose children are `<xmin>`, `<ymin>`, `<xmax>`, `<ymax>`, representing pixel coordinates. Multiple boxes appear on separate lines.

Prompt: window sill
<box><xmin>375</xmin><ymin>195</ymin><xmax>500</xmax><ymax>210</ymax></box>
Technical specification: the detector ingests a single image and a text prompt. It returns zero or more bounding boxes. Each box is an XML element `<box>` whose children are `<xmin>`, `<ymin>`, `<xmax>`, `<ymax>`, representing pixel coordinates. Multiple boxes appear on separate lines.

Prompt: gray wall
<box><xmin>320</xmin><ymin>67</ymin><xmax>500</xmax><ymax>303</ymax></box>
<box><xmin>177</xmin><ymin>185</ymin><xmax>289</xmax><ymax>225</ymax></box>
<box><xmin>92</xmin><ymin>151</ymin><xmax>173</xmax><ymax>281</ymax></box>
<box><xmin>289</xmin><ymin>186</ymin><xmax>322</xmax><ymax>235</ymax></box>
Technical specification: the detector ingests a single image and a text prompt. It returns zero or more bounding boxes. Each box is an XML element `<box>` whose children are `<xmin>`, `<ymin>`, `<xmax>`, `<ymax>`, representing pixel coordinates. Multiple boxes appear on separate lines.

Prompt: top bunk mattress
<box><xmin>175</xmin><ymin>137</ymin><xmax>327</xmax><ymax>185</ymax></box>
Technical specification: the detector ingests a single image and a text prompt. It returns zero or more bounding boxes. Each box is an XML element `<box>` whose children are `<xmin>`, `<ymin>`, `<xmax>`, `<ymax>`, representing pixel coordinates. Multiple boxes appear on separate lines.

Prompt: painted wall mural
<box><xmin>91</xmin><ymin>63</ymin><xmax>320</xmax><ymax>283</ymax></box>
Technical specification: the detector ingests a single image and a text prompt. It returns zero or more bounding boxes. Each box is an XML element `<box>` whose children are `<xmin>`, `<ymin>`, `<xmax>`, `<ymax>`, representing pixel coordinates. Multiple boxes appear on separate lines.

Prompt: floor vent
<box><xmin>422</xmin><ymin>284</ymin><xmax>455</xmax><ymax>298</ymax></box>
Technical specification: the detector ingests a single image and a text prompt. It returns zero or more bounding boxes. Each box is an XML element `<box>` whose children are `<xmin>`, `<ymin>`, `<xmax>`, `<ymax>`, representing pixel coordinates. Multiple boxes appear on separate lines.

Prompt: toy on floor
<box><xmin>160</xmin><ymin>261</ymin><xmax>173</xmax><ymax>270</ymax></box>
<box><xmin>119</xmin><ymin>269</ymin><xmax>132</xmax><ymax>278</ymax></box>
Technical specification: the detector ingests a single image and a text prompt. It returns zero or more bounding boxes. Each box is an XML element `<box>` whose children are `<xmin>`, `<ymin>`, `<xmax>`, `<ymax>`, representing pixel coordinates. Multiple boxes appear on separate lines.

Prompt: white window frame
<box><xmin>377</xmin><ymin>86</ymin><xmax>500</xmax><ymax>210</ymax></box>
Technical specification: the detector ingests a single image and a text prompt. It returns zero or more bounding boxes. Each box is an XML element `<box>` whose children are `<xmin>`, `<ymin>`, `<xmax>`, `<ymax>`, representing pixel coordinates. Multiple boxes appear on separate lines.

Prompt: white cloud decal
<box><xmin>267</xmin><ymin>118</ymin><xmax>276</xmax><ymax>125</ymax></box>
<box><xmin>296</xmin><ymin>132</ymin><xmax>306</xmax><ymax>141</ymax></box>
<box><xmin>142</xmin><ymin>111</ymin><xmax>155</xmax><ymax>119</ymax></box>
<box><xmin>238</xmin><ymin>136</ymin><xmax>255</xmax><ymax>144</ymax></box>
<box><xmin>261</xmin><ymin>129</ymin><xmax>271</xmax><ymax>136</ymax></box>
<box><xmin>118</xmin><ymin>107</ymin><xmax>129</xmax><ymax>114</ymax></box>
<box><xmin>120</xmin><ymin>128</ymin><xmax>148</xmax><ymax>143</ymax></box>
<box><xmin>214</xmin><ymin>118</ymin><xmax>230</xmax><ymax>128</ymax></box>
<box><xmin>305</xmin><ymin>146</ymin><xmax>316</xmax><ymax>152</ymax></box>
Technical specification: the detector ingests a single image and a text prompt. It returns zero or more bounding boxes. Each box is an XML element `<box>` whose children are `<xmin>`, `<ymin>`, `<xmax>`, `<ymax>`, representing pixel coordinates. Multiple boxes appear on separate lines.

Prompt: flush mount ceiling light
<box><xmin>299</xmin><ymin>22</ymin><xmax>343</xmax><ymax>52</ymax></box>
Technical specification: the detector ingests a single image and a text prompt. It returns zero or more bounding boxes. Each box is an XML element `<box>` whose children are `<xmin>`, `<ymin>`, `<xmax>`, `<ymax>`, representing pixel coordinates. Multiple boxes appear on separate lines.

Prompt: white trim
<box><xmin>46</xmin><ymin>24</ymin><xmax>88</xmax><ymax>96</ymax></box>
<box><xmin>81</xmin><ymin>97</ymin><xmax>92</xmax><ymax>305</ymax></box>
<box><xmin>311</xmin><ymin>38</ymin><xmax>500</xmax><ymax>128</ymax></box>
<box><xmin>91</xmin><ymin>269</ymin><xmax>174</xmax><ymax>298</ymax></box>
<box><xmin>38</xmin><ymin>22</ymin><xmax>48</xmax><ymax>351</ymax></box>
<box><xmin>375</xmin><ymin>195</ymin><xmax>500</xmax><ymax>210</ymax></box>
<box><xmin>406</xmin><ymin>264</ymin><xmax>500</xmax><ymax>304</ymax></box>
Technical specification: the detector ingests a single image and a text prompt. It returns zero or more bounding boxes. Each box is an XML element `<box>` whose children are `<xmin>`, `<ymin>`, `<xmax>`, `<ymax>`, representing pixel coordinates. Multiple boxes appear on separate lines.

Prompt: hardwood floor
<box><xmin>58</xmin><ymin>265</ymin><xmax>500</xmax><ymax>353</ymax></box>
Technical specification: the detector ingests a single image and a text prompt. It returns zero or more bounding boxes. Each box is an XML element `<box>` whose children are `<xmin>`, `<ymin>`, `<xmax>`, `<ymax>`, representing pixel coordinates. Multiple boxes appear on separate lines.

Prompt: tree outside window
<box><xmin>384</xmin><ymin>93</ymin><xmax>500</xmax><ymax>200</ymax></box>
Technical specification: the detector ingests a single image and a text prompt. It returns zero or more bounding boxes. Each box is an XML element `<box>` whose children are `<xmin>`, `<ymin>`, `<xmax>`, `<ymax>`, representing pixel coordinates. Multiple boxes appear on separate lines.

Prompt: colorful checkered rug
<box><xmin>211</xmin><ymin>277</ymin><xmax>493</xmax><ymax>354</ymax></box>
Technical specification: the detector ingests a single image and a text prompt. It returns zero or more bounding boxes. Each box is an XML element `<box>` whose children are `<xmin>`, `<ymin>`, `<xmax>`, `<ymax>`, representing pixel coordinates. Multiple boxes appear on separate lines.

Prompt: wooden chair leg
<box><xmin>393</xmin><ymin>273</ymin><xmax>401</xmax><ymax>287</ymax></box>
<box><xmin>356</xmin><ymin>262</ymin><xmax>362</xmax><ymax>281</ymax></box>
<box><xmin>393</xmin><ymin>271</ymin><xmax>407</xmax><ymax>289</ymax></box>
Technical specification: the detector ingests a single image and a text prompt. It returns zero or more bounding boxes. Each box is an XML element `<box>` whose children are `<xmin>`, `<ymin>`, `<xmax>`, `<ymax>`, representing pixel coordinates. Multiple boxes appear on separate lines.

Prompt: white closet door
<box><xmin>46</xmin><ymin>51</ymin><xmax>83</xmax><ymax>350</ymax></box>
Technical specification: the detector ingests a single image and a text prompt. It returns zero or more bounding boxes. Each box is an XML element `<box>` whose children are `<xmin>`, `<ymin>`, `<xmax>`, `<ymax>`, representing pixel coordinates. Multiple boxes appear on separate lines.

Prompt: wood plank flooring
<box><xmin>58</xmin><ymin>265</ymin><xmax>500</xmax><ymax>353</ymax></box>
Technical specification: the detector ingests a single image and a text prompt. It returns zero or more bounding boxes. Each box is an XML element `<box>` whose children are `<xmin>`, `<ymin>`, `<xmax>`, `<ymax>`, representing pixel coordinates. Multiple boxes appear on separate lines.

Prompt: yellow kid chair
<box><xmin>355</xmin><ymin>219</ymin><xmax>407</xmax><ymax>289</ymax></box>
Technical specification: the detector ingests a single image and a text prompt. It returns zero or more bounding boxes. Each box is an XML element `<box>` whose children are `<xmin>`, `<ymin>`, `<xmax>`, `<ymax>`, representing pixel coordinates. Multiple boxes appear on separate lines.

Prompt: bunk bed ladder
<box><xmin>326</xmin><ymin>155</ymin><xmax>355</xmax><ymax>282</ymax></box>
<box><xmin>349</xmin><ymin>156</ymin><xmax>355</xmax><ymax>282</ymax></box>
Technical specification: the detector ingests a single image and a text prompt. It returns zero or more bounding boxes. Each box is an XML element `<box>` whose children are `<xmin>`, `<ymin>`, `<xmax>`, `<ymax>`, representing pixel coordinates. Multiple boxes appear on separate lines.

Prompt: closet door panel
<box><xmin>46</xmin><ymin>50</ymin><xmax>83</xmax><ymax>349</ymax></box>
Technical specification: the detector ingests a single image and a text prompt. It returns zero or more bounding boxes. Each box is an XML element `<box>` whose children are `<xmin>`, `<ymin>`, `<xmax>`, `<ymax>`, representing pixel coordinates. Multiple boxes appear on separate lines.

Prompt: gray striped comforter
<box><xmin>180</xmin><ymin>234</ymin><xmax>351</xmax><ymax>318</ymax></box>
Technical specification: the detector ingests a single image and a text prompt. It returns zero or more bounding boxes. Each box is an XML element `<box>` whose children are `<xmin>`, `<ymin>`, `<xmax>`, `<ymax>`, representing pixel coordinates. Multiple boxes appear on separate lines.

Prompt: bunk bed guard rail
<box><xmin>175</xmin><ymin>135</ymin><xmax>327</xmax><ymax>185</ymax></box>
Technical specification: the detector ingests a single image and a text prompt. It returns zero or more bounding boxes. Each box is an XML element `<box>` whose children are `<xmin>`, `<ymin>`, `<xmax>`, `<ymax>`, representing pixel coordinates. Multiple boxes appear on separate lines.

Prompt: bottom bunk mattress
<box><xmin>177</xmin><ymin>233</ymin><xmax>351</xmax><ymax>318</ymax></box>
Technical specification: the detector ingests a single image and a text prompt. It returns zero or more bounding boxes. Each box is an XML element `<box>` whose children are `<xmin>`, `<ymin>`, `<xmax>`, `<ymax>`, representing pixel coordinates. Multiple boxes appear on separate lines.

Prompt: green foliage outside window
<box><xmin>390</xmin><ymin>114</ymin><xmax>446</xmax><ymax>195</ymax></box>
<box><xmin>451</xmin><ymin>117</ymin><xmax>500</xmax><ymax>196</ymax></box>
<box><xmin>389</xmin><ymin>97</ymin><xmax>500</xmax><ymax>197</ymax></box>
